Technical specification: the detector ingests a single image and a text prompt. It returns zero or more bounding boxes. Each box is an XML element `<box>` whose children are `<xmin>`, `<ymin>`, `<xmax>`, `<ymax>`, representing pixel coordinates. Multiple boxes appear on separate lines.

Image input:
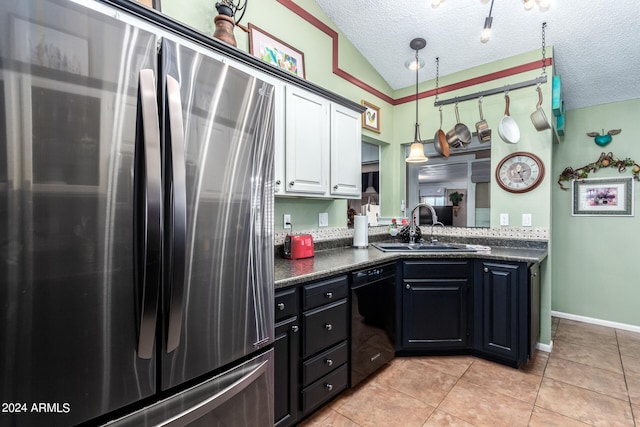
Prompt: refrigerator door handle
<box><xmin>160</xmin><ymin>357</ymin><xmax>271</xmax><ymax>426</ymax></box>
<box><xmin>135</xmin><ymin>69</ymin><xmax>163</xmax><ymax>360</ymax></box>
<box><xmin>165</xmin><ymin>75</ymin><xmax>187</xmax><ymax>353</ymax></box>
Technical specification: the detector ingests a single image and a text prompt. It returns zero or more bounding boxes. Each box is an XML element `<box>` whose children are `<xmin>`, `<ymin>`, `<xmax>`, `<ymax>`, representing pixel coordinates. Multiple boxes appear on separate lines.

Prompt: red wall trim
<box><xmin>276</xmin><ymin>0</ymin><xmax>553</xmax><ymax>106</ymax></box>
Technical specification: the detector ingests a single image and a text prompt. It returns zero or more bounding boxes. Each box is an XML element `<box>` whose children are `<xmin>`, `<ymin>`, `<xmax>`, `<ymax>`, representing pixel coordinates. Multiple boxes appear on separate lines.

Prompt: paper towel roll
<box><xmin>353</xmin><ymin>215</ymin><xmax>368</xmax><ymax>248</ymax></box>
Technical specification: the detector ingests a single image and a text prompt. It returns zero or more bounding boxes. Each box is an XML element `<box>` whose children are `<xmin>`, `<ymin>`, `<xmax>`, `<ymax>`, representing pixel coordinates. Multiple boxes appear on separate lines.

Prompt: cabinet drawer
<box><xmin>275</xmin><ymin>288</ymin><xmax>298</xmax><ymax>322</ymax></box>
<box><xmin>302</xmin><ymin>341</ymin><xmax>348</xmax><ymax>387</ymax></box>
<box><xmin>302</xmin><ymin>275</ymin><xmax>348</xmax><ymax>311</ymax></box>
<box><xmin>301</xmin><ymin>364</ymin><xmax>348</xmax><ymax>414</ymax></box>
<box><xmin>302</xmin><ymin>300</ymin><xmax>348</xmax><ymax>358</ymax></box>
<box><xmin>403</xmin><ymin>259</ymin><xmax>471</xmax><ymax>279</ymax></box>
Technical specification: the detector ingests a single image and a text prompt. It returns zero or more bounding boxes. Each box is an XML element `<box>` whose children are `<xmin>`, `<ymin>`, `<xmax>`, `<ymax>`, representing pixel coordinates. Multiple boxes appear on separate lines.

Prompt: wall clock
<box><xmin>495</xmin><ymin>151</ymin><xmax>545</xmax><ymax>193</ymax></box>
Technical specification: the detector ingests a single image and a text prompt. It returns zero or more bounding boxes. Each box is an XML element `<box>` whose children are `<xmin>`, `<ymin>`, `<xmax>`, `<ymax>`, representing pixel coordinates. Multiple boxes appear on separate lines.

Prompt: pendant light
<box><xmin>405</xmin><ymin>37</ymin><xmax>429</xmax><ymax>164</ymax></box>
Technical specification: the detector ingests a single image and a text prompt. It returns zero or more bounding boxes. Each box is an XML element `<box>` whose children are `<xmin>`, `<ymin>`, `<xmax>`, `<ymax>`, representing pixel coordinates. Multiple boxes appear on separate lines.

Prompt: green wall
<box><xmin>551</xmin><ymin>99</ymin><xmax>640</xmax><ymax>327</ymax></box>
<box><xmin>158</xmin><ymin>0</ymin><xmax>640</xmax><ymax>333</ymax></box>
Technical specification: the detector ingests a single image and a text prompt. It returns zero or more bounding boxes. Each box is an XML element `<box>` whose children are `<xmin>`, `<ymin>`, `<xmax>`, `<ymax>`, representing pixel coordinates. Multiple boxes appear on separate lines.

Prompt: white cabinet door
<box><xmin>272</xmin><ymin>82</ymin><xmax>286</xmax><ymax>195</ymax></box>
<box><xmin>330</xmin><ymin>103</ymin><xmax>361</xmax><ymax>198</ymax></box>
<box><xmin>284</xmin><ymin>86</ymin><xmax>329</xmax><ymax>195</ymax></box>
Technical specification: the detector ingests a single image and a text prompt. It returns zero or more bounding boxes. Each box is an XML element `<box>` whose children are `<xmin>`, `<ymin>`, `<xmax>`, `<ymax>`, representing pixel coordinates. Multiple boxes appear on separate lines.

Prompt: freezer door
<box><xmin>0</xmin><ymin>1</ymin><xmax>160</xmax><ymax>426</ymax></box>
<box><xmin>160</xmin><ymin>39</ymin><xmax>275</xmax><ymax>389</ymax></box>
<box><xmin>104</xmin><ymin>349</ymin><xmax>274</xmax><ymax>427</ymax></box>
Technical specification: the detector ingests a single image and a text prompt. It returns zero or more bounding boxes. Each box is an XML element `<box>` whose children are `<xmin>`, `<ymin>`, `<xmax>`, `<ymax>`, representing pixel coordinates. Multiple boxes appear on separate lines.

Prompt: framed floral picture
<box><xmin>572</xmin><ymin>177</ymin><xmax>634</xmax><ymax>216</ymax></box>
<box><xmin>248</xmin><ymin>24</ymin><xmax>305</xmax><ymax>79</ymax></box>
<box><xmin>361</xmin><ymin>100</ymin><xmax>380</xmax><ymax>133</ymax></box>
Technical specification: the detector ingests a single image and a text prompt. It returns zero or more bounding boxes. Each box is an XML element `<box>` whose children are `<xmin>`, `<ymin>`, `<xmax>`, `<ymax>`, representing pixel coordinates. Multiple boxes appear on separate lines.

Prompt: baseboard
<box><xmin>551</xmin><ymin>310</ymin><xmax>640</xmax><ymax>334</ymax></box>
<box><xmin>536</xmin><ymin>341</ymin><xmax>553</xmax><ymax>353</ymax></box>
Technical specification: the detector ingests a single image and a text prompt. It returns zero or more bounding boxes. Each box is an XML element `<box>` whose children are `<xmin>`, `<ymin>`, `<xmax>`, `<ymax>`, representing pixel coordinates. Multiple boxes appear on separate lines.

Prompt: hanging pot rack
<box><xmin>433</xmin><ymin>75</ymin><xmax>547</xmax><ymax>107</ymax></box>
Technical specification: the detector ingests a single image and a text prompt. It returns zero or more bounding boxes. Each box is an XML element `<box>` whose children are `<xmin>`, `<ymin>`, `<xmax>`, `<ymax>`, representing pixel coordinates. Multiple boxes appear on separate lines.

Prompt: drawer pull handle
<box><xmin>325</xmin><ymin>292</ymin><xmax>333</xmax><ymax>299</ymax></box>
<box><xmin>325</xmin><ymin>358</ymin><xmax>333</xmax><ymax>366</ymax></box>
<box><xmin>277</xmin><ymin>303</ymin><xmax>285</xmax><ymax>311</ymax></box>
<box><xmin>484</xmin><ymin>267</ymin><xmax>489</xmax><ymax>273</ymax></box>
<box><xmin>324</xmin><ymin>324</ymin><xmax>333</xmax><ymax>331</ymax></box>
<box><xmin>325</xmin><ymin>383</ymin><xmax>333</xmax><ymax>391</ymax></box>
<box><xmin>291</xmin><ymin>325</ymin><xmax>299</xmax><ymax>333</ymax></box>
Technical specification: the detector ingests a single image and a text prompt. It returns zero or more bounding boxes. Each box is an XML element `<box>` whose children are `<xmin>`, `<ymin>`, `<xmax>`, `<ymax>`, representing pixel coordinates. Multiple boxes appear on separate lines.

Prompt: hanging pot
<box><xmin>433</xmin><ymin>107</ymin><xmax>450</xmax><ymax>157</ymax></box>
<box><xmin>475</xmin><ymin>97</ymin><xmax>491</xmax><ymax>143</ymax></box>
<box><xmin>530</xmin><ymin>86</ymin><xmax>551</xmax><ymax>131</ymax></box>
<box><xmin>446</xmin><ymin>103</ymin><xmax>471</xmax><ymax>149</ymax></box>
<box><xmin>498</xmin><ymin>94</ymin><xmax>520</xmax><ymax>144</ymax></box>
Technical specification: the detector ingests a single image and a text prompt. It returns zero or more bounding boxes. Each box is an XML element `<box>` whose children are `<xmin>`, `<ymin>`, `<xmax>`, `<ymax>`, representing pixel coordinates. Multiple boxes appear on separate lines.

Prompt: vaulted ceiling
<box><xmin>315</xmin><ymin>0</ymin><xmax>640</xmax><ymax>110</ymax></box>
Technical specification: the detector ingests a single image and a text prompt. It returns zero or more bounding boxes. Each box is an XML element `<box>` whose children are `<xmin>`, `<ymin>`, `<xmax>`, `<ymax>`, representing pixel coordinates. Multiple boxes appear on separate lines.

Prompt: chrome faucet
<box><xmin>409</xmin><ymin>202</ymin><xmax>445</xmax><ymax>244</ymax></box>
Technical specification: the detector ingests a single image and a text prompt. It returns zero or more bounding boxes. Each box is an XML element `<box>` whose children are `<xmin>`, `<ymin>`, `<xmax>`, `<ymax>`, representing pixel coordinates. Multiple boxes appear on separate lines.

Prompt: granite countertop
<box><xmin>275</xmin><ymin>243</ymin><xmax>547</xmax><ymax>289</ymax></box>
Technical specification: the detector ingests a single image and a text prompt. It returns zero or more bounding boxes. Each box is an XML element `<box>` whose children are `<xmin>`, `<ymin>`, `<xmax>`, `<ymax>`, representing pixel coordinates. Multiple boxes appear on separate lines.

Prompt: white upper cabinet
<box><xmin>284</xmin><ymin>85</ymin><xmax>330</xmax><ymax>195</ymax></box>
<box><xmin>279</xmin><ymin>85</ymin><xmax>362</xmax><ymax>198</ymax></box>
<box><xmin>330</xmin><ymin>103</ymin><xmax>361</xmax><ymax>197</ymax></box>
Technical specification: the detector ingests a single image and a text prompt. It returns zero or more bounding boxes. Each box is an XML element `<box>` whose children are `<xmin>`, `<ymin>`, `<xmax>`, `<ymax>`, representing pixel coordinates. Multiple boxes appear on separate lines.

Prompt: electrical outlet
<box><xmin>522</xmin><ymin>213</ymin><xmax>532</xmax><ymax>227</ymax></box>
<box><xmin>283</xmin><ymin>214</ymin><xmax>291</xmax><ymax>229</ymax></box>
<box><xmin>318</xmin><ymin>212</ymin><xmax>329</xmax><ymax>227</ymax></box>
<box><xmin>500</xmin><ymin>213</ymin><xmax>509</xmax><ymax>226</ymax></box>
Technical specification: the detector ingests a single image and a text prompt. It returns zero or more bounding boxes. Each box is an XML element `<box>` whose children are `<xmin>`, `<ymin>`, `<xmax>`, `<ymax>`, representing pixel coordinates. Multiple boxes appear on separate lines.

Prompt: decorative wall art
<box><xmin>572</xmin><ymin>177</ymin><xmax>634</xmax><ymax>216</ymax></box>
<box><xmin>361</xmin><ymin>100</ymin><xmax>381</xmax><ymax>133</ymax></box>
<box><xmin>248</xmin><ymin>24</ymin><xmax>305</xmax><ymax>78</ymax></box>
<box><xmin>558</xmin><ymin>152</ymin><xmax>640</xmax><ymax>190</ymax></box>
<box><xmin>13</xmin><ymin>17</ymin><xmax>89</xmax><ymax>76</ymax></box>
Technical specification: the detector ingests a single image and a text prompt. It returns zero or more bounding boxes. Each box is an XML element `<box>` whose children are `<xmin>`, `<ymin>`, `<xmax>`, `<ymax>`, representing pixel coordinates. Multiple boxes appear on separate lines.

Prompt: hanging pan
<box><xmin>446</xmin><ymin>103</ymin><xmax>471</xmax><ymax>149</ymax></box>
<box><xmin>433</xmin><ymin>107</ymin><xmax>450</xmax><ymax>157</ymax></box>
<box><xmin>530</xmin><ymin>85</ymin><xmax>551</xmax><ymax>131</ymax></box>
<box><xmin>498</xmin><ymin>93</ymin><xmax>520</xmax><ymax>143</ymax></box>
<box><xmin>475</xmin><ymin>97</ymin><xmax>491</xmax><ymax>143</ymax></box>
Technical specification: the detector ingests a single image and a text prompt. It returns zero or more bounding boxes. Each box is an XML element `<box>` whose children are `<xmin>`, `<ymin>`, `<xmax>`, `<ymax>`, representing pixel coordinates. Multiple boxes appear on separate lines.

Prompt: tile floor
<box><xmin>299</xmin><ymin>317</ymin><xmax>640</xmax><ymax>427</ymax></box>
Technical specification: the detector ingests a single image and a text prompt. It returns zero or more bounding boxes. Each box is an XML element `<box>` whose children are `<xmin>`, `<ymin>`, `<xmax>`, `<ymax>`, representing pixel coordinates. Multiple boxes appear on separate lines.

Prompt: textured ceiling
<box><xmin>314</xmin><ymin>0</ymin><xmax>640</xmax><ymax>110</ymax></box>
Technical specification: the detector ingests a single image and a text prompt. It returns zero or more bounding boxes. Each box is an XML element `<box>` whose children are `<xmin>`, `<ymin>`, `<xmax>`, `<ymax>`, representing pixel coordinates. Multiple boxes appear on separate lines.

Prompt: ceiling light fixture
<box><xmin>523</xmin><ymin>0</ymin><xmax>551</xmax><ymax>11</ymax></box>
<box><xmin>431</xmin><ymin>0</ymin><xmax>445</xmax><ymax>9</ymax></box>
<box><xmin>405</xmin><ymin>37</ymin><xmax>429</xmax><ymax>164</ymax></box>
<box><xmin>480</xmin><ymin>0</ymin><xmax>494</xmax><ymax>43</ymax></box>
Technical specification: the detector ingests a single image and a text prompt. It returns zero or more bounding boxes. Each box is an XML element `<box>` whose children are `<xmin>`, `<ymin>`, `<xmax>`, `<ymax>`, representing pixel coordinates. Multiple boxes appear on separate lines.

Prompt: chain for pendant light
<box><xmin>540</xmin><ymin>22</ymin><xmax>547</xmax><ymax>75</ymax></box>
<box><xmin>435</xmin><ymin>57</ymin><xmax>440</xmax><ymax>106</ymax></box>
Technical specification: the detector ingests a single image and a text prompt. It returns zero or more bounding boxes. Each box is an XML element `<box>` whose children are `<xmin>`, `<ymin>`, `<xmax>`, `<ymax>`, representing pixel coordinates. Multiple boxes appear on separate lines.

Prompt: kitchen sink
<box><xmin>372</xmin><ymin>242</ymin><xmax>477</xmax><ymax>252</ymax></box>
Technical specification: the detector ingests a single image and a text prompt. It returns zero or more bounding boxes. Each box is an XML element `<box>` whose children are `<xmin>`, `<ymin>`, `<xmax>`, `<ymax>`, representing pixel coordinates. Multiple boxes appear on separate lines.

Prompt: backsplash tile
<box><xmin>275</xmin><ymin>226</ymin><xmax>549</xmax><ymax>247</ymax></box>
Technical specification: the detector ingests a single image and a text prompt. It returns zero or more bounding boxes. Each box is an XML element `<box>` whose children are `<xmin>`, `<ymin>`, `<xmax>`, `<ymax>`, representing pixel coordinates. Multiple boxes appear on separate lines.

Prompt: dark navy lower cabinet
<box><xmin>474</xmin><ymin>260</ymin><xmax>539</xmax><ymax>367</ymax></box>
<box><xmin>401</xmin><ymin>259</ymin><xmax>473</xmax><ymax>351</ymax></box>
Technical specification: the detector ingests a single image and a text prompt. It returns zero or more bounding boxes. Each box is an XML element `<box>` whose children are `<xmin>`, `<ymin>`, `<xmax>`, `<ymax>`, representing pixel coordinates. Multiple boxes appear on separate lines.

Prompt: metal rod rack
<box><xmin>434</xmin><ymin>75</ymin><xmax>547</xmax><ymax>107</ymax></box>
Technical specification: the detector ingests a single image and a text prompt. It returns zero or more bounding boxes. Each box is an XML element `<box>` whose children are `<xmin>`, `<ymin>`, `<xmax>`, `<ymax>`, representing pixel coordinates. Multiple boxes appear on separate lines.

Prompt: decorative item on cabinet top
<box><xmin>248</xmin><ymin>24</ymin><xmax>305</xmax><ymax>79</ymax></box>
<box><xmin>361</xmin><ymin>100</ymin><xmax>380</xmax><ymax>133</ymax></box>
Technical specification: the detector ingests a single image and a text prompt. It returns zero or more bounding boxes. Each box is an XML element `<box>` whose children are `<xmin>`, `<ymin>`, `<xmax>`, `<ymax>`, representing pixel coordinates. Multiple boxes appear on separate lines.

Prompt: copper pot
<box><xmin>433</xmin><ymin>107</ymin><xmax>450</xmax><ymax>157</ymax></box>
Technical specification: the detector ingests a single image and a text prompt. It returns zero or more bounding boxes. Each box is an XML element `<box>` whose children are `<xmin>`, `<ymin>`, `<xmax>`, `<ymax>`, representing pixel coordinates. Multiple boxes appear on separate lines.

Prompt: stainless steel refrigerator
<box><xmin>0</xmin><ymin>0</ymin><xmax>275</xmax><ymax>425</ymax></box>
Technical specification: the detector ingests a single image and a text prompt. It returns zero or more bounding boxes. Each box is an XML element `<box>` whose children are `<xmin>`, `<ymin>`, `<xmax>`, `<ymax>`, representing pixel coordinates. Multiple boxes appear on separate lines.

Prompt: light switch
<box><xmin>500</xmin><ymin>213</ymin><xmax>509</xmax><ymax>226</ymax></box>
<box><xmin>283</xmin><ymin>214</ymin><xmax>291</xmax><ymax>229</ymax></box>
<box><xmin>522</xmin><ymin>213</ymin><xmax>532</xmax><ymax>227</ymax></box>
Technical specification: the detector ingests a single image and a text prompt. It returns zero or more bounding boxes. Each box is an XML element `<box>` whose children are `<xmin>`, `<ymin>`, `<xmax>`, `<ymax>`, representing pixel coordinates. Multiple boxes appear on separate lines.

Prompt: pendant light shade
<box><xmin>405</xmin><ymin>37</ymin><xmax>428</xmax><ymax>164</ymax></box>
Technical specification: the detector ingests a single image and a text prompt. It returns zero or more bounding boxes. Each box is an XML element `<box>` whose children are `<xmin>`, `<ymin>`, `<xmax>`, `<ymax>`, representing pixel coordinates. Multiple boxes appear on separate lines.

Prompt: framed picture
<box><xmin>248</xmin><ymin>24</ymin><xmax>305</xmax><ymax>79</ymax></box>
<box><xmin>361</xmin><ymin>100</ymin><xmax>381</xmax><ymax>133</ymax></box>
<box><xmin>572</xmin><ymin>177</ymin><xmax>634</xmax><ymax>216</ymax></box>
<box><xmin>13</xmin><ymin>17</ymin><xmax>89</xmax><ymax>76</ymax></box>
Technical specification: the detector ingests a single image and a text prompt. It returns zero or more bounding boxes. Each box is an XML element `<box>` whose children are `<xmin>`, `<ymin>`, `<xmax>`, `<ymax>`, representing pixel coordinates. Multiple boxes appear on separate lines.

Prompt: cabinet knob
<box><xmin>325</xmin><ymin>292</ymin><xmax>333</xmax><ymax>299</ymax></box>
<box><xmin>324</xmin><ymin>324</ymin><xmax>333</xmax><ymax>331</ymax></box>
<box><xmin>484</xmin><ymin>267</ymin><xmax>489</xmax><ymax>273</ymax></box>
<box><xmin>275</xmin><ymin>180</ymin><xmax>281</xmax><ymax>185</ymax></box>
<box><xmin>324</xmin><ymin>383</ymin><xmax>333</xmax><ymax>391</ymax></box>
<box><xmin>333</xmin><ymin>185</ymin><xmax>338</xmax><ymax>190</ymax></box>
<box><xmin>289</xmin><ymin>181</ymin><xmax>295</xmax><ymax>186</ymax></box>
<box><xmin>325</xmin><ymin>358</ymin><xmax>333</xmax><ymax>366</ymax></box>
<box><xmin>405</xmin><ymin>284</ymin><xmax>410</xmax><ymax>290</ymax></box>
<box><xmin>277</xmin><ymin>303</ymin><xmax>285</xmax><ymax>311</ymax></box>
<box><xmin>291</xmin><ymin>325</ymin><xmax>299</xmax><ymax>333</ymax></box>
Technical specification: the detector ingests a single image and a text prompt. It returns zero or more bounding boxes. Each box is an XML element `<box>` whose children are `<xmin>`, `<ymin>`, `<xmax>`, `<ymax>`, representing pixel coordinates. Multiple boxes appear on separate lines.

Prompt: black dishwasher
<box><xmin>350</xmin><ymin>263</ymin><xmax>396</xmax><ymax>387</ymax></box>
